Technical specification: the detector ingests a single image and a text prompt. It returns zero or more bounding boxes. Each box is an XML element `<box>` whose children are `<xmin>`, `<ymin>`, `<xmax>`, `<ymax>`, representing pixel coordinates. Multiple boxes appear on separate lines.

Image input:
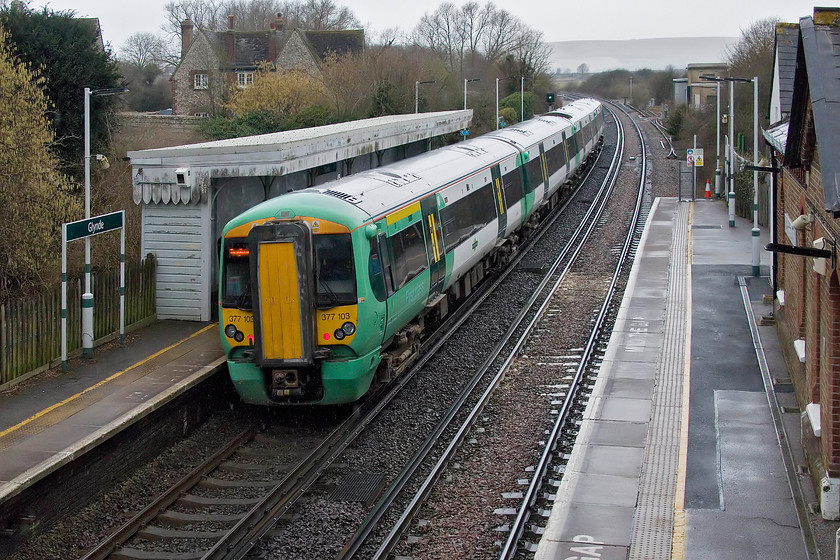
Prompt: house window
<box><xmin>193</xmin><ymin>73</ymin><xmax>208</xmax><ymax>89</ymax></box>
<box><xmin>237</xmin><ymin>72</ymin><xmax>254</xmax><ymax>88</ymax></box>
<box><xmin>193</xmin><ymin>112</ymin><xmax>210</xmax><ymax>117</ymax></box>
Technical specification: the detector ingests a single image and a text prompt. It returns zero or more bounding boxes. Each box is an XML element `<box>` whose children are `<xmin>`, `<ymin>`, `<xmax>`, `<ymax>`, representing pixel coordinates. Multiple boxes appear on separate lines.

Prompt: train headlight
<box><xmin>341</xmin><ymin>322</ymin><xmax>356</xmax><ymax>336</ymax></box>
<box><xmin>333</xmin><ymin>328</ymin><xmax>346</xmax><ymax>340</ymax></box>
<box><xmin>234</xmin><ymin>331</ymin><xmax>245</xmax><ymax>342</ymax></box>
<box><xmin>224</xmin><ymin>324</ymin><xmax>237</xmax><ymax>338</ymax></box>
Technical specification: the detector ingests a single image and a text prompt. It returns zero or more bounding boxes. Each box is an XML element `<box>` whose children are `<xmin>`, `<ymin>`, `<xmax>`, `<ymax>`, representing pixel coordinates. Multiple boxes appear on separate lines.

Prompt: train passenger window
<box><xmin>544</xmin><ymin>142</ymin><xmax>566</xmax><ymax>175</ymax></box>
<box><xmin>567</xmin><ymin>133</ymin><xmax>578</xmax><ymax>158</ymax></box>
<box><xmin>524</xmin><ymin>156</ymin><xmax>544</xmax><ymax>191</ymax></box>
<box><xmin>314</xmin><ymin>234</ymin><xmax>357</xmax><ymax>308</ymax></box>
<box><xmin>368</xmin><ymin>238</ymin><xmax>387</xmax><ymax>301</ymax></box>
<box><xmin>390</xmin><ymin>222</ymin><xmax>428</xmax><ymax>290</ymax></box>
<box><xmin>222</xmin><ymin>240</ymin><xmax>251</xmax><ymax>308</ymax></box>
<box><xmin>502</xmin><ymin>167</ymin><xmax>525</xmax><ymax>207</ymax></box>
<box><xmin>440</xmin><ymin>183</ymin><xmax>496</xmax><ymax>250</ymax></box>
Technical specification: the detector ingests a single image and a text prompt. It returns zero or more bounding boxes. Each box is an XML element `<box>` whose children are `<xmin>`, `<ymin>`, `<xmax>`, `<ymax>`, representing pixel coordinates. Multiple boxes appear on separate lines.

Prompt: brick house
<box><xmin>170</xmin><ymin>14</ymin><xmax>363</xmax><ymax>116</ymax></box>
<box><xmin>765</xmin><ymin>8</ymin><xmax>840</xmax><ymax>519</ymax></box>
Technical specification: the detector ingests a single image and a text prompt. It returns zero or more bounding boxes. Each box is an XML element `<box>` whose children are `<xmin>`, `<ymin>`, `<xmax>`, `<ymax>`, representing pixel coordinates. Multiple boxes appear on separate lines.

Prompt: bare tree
<box><xmin>119</xmin><ymin>32</ymin><xmax>169</xmax><ymax>68</ymax></box>
<box><xmin>413</xmin><ymin>1</ymin><xmax>543</xmax><ymax>76</ymax></box>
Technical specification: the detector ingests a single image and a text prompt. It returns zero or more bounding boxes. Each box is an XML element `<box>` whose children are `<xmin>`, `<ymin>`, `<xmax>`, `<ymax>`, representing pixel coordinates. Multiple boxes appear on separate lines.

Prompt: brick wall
<box><xmin>821</xmin><ymin>273</ymin><xmax>840</xmax><ymax>475</ymax></box>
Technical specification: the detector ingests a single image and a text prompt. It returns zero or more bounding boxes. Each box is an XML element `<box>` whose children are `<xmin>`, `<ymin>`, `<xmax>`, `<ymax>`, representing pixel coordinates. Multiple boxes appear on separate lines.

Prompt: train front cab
<box><xmin>220</xmin><ymin>217</ymin><xmax>383</xmax><ymax>405</ymax></box>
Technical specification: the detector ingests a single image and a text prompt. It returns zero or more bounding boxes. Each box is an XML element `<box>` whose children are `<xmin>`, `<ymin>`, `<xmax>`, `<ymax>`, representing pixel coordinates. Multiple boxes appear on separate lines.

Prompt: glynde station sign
<box><xmin>65</xmin><ymin>211</ymin><xmax>124</xmax><ymax>242</ymax></box>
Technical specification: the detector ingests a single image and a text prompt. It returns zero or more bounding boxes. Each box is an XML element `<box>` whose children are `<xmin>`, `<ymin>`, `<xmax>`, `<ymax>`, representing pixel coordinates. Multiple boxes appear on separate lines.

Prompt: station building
<box><xmin>765</xmin><ymin>7</ymin><xmax>840</xmax><ymax>519</ymax></box>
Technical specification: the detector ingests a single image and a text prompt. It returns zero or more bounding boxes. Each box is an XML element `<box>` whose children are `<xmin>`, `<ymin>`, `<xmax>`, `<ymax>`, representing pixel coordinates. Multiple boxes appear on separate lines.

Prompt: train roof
<box><xmin>282</xmin><ymin>98</ymin><xmax>602</xmax><ymax>225</ymax></box>
<box><xmin>305</xmin><ymin>133</ymin><xmax>519</xmax><ymax>221</ymax></box>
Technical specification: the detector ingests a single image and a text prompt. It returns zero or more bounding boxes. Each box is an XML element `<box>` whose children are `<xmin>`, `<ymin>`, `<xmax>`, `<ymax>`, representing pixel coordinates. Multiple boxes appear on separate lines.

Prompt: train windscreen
<box><xmin>222</xmin><ymin>240</ymin><xmax>251</xmax><ymax>308</ymax></box>
<box><xmin>314</xmin><ymin>234</ymin><xmax>357</xmax><ymax>308</ymax></box>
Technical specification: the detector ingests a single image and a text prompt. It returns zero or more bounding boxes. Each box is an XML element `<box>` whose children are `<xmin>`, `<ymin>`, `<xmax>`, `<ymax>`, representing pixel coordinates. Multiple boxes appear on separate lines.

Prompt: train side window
<box><xmin>440</xmin><ymin>183</ymin><xmax>496</xmax><ymax>250</ymax></box>
<box><xmin>368</xmin><ymin>237</ymin><xmax>387</xmax><ymax>301</ymax></box>
<box><xmin>525</xmin><ymin>155</ymin><xmax>544</xmax><ymax>191</ymax></box>
<box><xmin>502</xmin><ymin>166</ymin><xmax>525</xmax><ymax>206</ymax></box>
<box><xmin>567</xmin><ymin>133</ymin><xmax>578</xmax><ymax>157</ymax></box>
<box><xmin>544</xmin><ymin>141</ymin><xmax>566</xmax><ymax>175</ymax></box>
<box><xmin>390</xmin><ymin>222</ymin><xmax>428</xmax><ymax>290</ymax></box>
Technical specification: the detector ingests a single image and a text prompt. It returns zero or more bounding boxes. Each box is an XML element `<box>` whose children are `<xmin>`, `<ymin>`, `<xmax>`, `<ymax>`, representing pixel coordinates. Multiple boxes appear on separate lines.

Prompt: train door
<box><xmin>420</xmin><ymin>196</ymin><xmax>446</xmax><ymax>297</ymax></box>
<box><xmin>490</xmin><ymin>165</ymin><xmax>507</xmax><ymax>238</ymax></box>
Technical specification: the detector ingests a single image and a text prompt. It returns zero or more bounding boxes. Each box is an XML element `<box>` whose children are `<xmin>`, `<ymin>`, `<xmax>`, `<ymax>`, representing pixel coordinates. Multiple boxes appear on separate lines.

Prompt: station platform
<box><xmin>535</xmin><ymin>197</ymin><xmax>818</xmax><ymax>559</ymax></box>
<box><xmin>0</xmin><ymin>321</ymin><xmax>224</xmax><ymax>508</ymax></box>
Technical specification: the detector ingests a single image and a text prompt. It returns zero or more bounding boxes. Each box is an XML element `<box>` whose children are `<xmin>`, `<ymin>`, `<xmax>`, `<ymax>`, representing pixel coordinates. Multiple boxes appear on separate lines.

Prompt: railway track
<box><xmin>78</xmin><ymin>107</ymin><xmax>629</xmax><ymax>560</ymax></box>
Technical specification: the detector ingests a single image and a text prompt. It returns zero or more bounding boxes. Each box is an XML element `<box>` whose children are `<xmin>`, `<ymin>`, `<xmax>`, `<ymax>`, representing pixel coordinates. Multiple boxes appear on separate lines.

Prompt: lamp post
<box><xmin>415</xmin><ymin>80</ymin><xmax>435</xmax><ymax>114</ymax></box>
<box><xmin>751</xmin><ymin>76</ymin><xmax>759</xmax><ymax>276</ymax></box>
<box><xmin>83</xmin><ymin>86</ymin><xmax>128</xmax><ymax>357</ymax></box>
<box><xmin>496</xmin><ymin>76</ymin><xmax>512</xmax><ymax>130</ymax></box>
<box><xmin>464</xmin><ymin>77</ymin><xmax>480</xmax><ymax>110</ymax></box>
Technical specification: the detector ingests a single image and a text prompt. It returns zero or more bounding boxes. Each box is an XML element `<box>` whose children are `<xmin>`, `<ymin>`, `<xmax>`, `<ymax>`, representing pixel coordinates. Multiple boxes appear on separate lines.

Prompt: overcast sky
<box><xmin>30</xmin><ymin>0</ymin><xmax>822</xmax><ymax>53</ymax></box>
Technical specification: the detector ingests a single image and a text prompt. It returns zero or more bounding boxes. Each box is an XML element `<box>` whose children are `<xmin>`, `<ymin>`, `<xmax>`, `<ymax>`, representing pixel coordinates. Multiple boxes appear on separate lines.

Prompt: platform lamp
<box><xmin>83</xmin><ymin>86</ymin><xmax>128</xmax><ymax>357</ymax></box>
<box><xmin>496</xmin><ymin>76</ymin><xmax>512</xmax><ymax>130</ymax></box>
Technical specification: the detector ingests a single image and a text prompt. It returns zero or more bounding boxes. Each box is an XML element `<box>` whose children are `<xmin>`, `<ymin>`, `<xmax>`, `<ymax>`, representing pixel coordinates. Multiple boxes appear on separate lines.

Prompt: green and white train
<box><xmin>220</xmin><ymin>98</ymin><xmax>606</xmax><ymax>405</ymax></box>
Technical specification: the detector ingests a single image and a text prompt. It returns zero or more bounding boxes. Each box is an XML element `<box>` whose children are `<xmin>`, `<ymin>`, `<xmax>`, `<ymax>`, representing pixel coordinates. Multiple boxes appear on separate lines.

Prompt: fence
<box><xmin>0</xmin><ymin>255</ymin><xmax>156</xmax><ymax>386</ymax></box>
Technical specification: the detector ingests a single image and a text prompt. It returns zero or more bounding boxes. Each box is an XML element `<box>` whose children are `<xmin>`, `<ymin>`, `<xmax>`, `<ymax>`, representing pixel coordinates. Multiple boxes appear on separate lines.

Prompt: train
<box><xmin>219</xmin><ymin>98</ymin><xmax>606</xmax><ymax>405</ymax></box>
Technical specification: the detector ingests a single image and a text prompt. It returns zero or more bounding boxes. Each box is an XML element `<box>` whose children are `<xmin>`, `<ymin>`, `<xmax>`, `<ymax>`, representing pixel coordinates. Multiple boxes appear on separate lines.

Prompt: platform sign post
<box><xmin>61</xmin><ymin>210</ymin><xmax>125</xmax><ymax>370</ymax></box>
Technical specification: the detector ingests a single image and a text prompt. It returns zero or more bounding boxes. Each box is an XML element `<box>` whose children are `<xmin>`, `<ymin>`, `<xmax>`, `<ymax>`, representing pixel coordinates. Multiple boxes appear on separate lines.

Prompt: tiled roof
<box><xmin>774</xmin><ymin>23</ymin><xmax>799</xmax><ymax>119</ymax></box>
<box><xmin>303</xmin><ymin>30</ymin><xmax>364</xmax><ymax>60</ymax></box>
<box><xmin>785</xmin><ymin>13</ymin><xmax>840</xmax><ymax>213</ymax></box>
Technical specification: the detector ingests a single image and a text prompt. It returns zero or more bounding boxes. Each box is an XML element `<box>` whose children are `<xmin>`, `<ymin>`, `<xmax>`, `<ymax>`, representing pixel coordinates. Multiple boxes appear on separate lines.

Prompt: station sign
<box><xmin>686</xmin><ymin>148</ymin><xmax>704</xmax><ymax>167</ymax></box>
<box><xmin>65</xmin><ymin>211</ymin><xmax>124</xmax><ymax>242</ymax></box>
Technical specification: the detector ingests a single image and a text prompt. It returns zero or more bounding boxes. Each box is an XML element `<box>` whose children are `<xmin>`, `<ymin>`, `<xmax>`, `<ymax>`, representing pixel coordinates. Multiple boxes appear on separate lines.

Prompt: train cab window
<box><xmin>222</xmin><ymin>240</ymin><xmax>251</xmax><ymax>309</ymax></box>
<box><xmin>368</xmin><ymin>237</ymin><xmax>387</xmax><ymax>301</ymax></box>
<box><xmin>390</xmin><ymin>222</ymin><xmax>428</xmax><ymax>290</ymax></box>
<box><xmin>440</xmin><ymin>183</ymin><xmax>496</xmax><ymax>250</ymax></box>
<box><xmin>314</xmin><ymin>234</ymin><xmax>357</xmax><ymax>308</ymax></box>
<box><xmin>502</xmin><ymin>167</ymin><xmax>525</xmax><ymax>207</ymax></box>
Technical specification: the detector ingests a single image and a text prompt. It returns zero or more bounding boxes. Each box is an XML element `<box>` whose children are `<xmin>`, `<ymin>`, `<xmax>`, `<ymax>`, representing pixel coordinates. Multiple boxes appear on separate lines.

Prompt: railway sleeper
<box><xmin>112</xmin><ymin>547</ymin><xmax>205</xmax><ymax>560</ymax></box>
<box><xmin>155</xmin><ymin>510</ymin><xmax>242</xmax><ymax>527</ymax></box>
<box><xmin>137</xmin><ymin>525</ymin><xmax>223</xmax><ymax>541</ymax></box>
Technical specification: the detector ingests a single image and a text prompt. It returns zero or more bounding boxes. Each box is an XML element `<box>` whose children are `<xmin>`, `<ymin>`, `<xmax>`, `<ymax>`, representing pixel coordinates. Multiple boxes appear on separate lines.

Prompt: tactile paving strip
<box><xmin>629</xmin><ymin>201</ymin><xmax>689</xmax><ymax>559</ymax></box>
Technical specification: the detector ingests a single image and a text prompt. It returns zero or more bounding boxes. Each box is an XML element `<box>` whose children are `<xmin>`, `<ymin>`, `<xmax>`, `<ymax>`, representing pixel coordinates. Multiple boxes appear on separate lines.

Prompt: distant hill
<box><xmin>548</xmin><ymin>37</ymin><xmax>738</xmax><ymax>73</ymax></box>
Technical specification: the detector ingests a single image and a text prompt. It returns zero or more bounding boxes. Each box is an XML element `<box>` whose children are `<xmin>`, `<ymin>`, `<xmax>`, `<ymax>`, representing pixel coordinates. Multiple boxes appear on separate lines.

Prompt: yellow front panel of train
<box><xmin>258</xmin><ymin>242</ymin><xmax>303</xmax><ymax>360</ymax></box>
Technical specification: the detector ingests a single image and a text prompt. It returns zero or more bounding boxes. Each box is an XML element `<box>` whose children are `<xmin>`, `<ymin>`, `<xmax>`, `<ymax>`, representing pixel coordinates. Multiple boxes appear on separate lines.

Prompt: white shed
<box><xmin>127</xmin><ymin>110</ymin><xmax>473</xmax><ymax>321</ymax></box>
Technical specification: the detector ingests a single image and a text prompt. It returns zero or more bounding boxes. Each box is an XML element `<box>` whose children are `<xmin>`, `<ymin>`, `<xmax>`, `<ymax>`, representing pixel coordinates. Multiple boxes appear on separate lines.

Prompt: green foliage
<box><xmin>119</xmin><ymin>61</ymin><xmax>171</xmax><ymax>113</ymax></box>
<box><xmin>665</xmin><ymin>104</ymin><xmax>687</xmax><ymax>138</ymax></box>
<box><xmin>500</xmin><ymin>91</ymin><xmax>535</xmax><ymax>122</ymax></box>
<box><xmin>370</xmin><ymin>80</ymin><xmax>403</xmax><ymax>117</ymax></box>
<box><xmin>498</xmin><ymin>107</ymin><xmax>517</xmax><ymax>128</ymax></box>
<box><xmin>0</xmin><ymin>25</ymin><xmax>82</xmax><ymax>300</ymax></box>
<box><xmin>0</xmin><ymin>4</ymin><xmax>123</xmax><ymax>180</ymax></box>
<box><xmin>199</xmin><ymin>106</ymin><xmax>337</xmax><ymax>140</ymax></box>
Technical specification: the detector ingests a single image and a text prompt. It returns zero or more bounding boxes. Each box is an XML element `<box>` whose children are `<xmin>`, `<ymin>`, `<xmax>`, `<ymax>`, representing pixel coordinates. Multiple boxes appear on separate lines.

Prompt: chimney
<box><xmin>275</xmin><ymin>12</ymin><xmax>285</xmax><ymax>31</ymax></box>
<box><xmin>180</xmin><ymin>19</ymin><xmax>194</xmax><ymax>59</ymax></box>
<box><xmin>228</xmin><ymin>14</ymin><xmax>235</xmax><ymax>30</ymax></box>
<box><xmin>226</xmin><ymin>15</ymin><xmax>235</xmax><ymax>62</ymax></box>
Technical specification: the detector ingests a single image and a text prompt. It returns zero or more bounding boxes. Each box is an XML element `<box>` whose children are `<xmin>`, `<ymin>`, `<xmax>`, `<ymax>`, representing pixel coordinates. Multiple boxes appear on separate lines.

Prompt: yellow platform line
<box><xmin>0</xmin><ymin>323</ymin><xmax>218</xmax><ymax>440</ymax></box>
<box><xmin>672</xmin><ymin>202</ymin><xmax>694</xmax><ymax>559</ymax></box>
